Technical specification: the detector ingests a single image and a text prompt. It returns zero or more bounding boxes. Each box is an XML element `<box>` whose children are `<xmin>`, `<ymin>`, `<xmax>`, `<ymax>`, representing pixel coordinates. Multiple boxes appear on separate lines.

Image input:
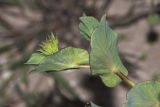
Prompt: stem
<box><xmin>115</xmin><ymin>72</ymin><xmax>135</xmax><ymax>87</ymax></box>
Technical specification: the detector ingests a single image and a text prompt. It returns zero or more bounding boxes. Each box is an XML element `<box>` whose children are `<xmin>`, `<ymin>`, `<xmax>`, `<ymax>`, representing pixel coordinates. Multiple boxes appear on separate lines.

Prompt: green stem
<box><xmin>115</xmin><ymin>72</ymin><xmax>136</xmax><ymax>87</ymax></box>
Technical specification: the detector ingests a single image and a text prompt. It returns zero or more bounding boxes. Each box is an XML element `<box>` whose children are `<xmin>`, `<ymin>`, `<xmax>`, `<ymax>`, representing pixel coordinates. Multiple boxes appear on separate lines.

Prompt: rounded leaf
<box><xmin>79</xmin><ymin>16</ymin><xmax>99</xmax><ymax>40</ymax></box>
<box><xmin>123</xmin><ymin>81</ymin><xmax>160</xmax><ymax>107</ymax></box>
<box><xmin>36</xmin><ymin>47</ymin><xmax>89</xmax><ymax>72</ymax></box>
<box><xmin>90</xmin><ymin>15</ymin><xmax>128</xmax><ymax>87</ymax></box>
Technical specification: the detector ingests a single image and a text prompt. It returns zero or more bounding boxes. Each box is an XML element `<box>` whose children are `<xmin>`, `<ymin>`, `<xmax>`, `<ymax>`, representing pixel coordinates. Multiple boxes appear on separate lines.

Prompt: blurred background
<box><xmin>0</xmin><ymin>0</ymin><xmax>160</xmax><ymax>107</ymax></box>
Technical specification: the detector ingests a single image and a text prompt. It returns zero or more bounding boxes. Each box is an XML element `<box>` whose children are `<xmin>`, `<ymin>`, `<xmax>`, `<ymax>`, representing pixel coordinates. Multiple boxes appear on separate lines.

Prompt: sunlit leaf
<box><xmin>36</xmin><ymin>47</ymin><xmax>89</xmax><ymax>72</ymax></box>
<box><xmin>90</xmin><ymin>15</ymin><xmax>128</xmax><ymax>87</ymax></box>
<box><xmin>123</xmin><ymin>81</ymin><xmax>160</xmax><ymax>107</ymax></box>
<box><xmin>79</xmin><ymin>16</ymin><xmax>99</xmax><ymax>40</ymax></box>
<box><xmin>39</xmin><ymin>32</ymin><xmax>59</xmax><ymax>55</ymax></box>
<box><xmin>25</xmin><ymin>53</ymin><xmax>45</xmax><ymax>64</ymax></box>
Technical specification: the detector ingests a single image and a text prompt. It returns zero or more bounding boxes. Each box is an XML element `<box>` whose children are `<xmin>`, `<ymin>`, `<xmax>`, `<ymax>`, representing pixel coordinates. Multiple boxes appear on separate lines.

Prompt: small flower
<box><xmin>39</xmin><ymin>32</ymin><xmax>59</xmax><ymax>55</ymax></box>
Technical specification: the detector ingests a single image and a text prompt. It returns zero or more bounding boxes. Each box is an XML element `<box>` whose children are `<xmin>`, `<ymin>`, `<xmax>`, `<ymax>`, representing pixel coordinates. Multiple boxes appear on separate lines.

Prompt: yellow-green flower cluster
<box><xmin>39</xmin><ymin>33</ymin><xmax>59</xmax><ymax>55</ymax></box>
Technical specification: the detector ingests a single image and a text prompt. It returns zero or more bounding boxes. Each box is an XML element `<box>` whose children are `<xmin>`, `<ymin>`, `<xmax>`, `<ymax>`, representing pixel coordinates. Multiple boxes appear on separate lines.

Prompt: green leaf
<box><xmin>35</xmin><ymin>47</ymin><xmax>89</xmax><ymax>72</ymax></box>
<box><xmin>79</xmin><ymin>16</ymin><xmax>99</xmax><ymax>41</ymax></box>
<box><xmin>123</xmin><ymin>81</ymin><xmax>160</xmax><ymax>107</ymax></box>
<box><xmin>90</xmin><ymin>15</ymin><xmax>128</xmax><ymax>87</ymax></box>
<box><xmin>39</xmin><ymin>32</ymin><xmax>59</xmax><ymax>55</ymax></box>
<box><xmin>25</xmin><ymin>53</ymin><xmax>45</xmax><ymax>64</ymax></box>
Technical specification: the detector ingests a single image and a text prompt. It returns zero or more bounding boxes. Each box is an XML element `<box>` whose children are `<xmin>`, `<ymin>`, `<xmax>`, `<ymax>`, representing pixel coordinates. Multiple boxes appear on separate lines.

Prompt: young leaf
<box><xmin>39</xmin><ymin>32</ymin><xmax>59</xmax><ymax>55</ymax></box>
<box><xmin>79</xmin><ymin>16</ymin><xmax>99</xmax><ymax>41</ymax></box>
<box><xmin>25</xmin><ymin>53</ymin><xmax>45</xmax><ymax>64</ymax></box>
<box><xmin>123</xmin><ymin>81</ymin><xmax>160</xmax><ymax>107</ymax></box>
<box><xmin>90</xmin><ymin>15</ymin><xmax>128</xmax><ymax>87</ymax></box>
<box><xmin>35</xmin><ymin>47</ymin><xmax>89</xmax><ymax>72</ymax></box>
